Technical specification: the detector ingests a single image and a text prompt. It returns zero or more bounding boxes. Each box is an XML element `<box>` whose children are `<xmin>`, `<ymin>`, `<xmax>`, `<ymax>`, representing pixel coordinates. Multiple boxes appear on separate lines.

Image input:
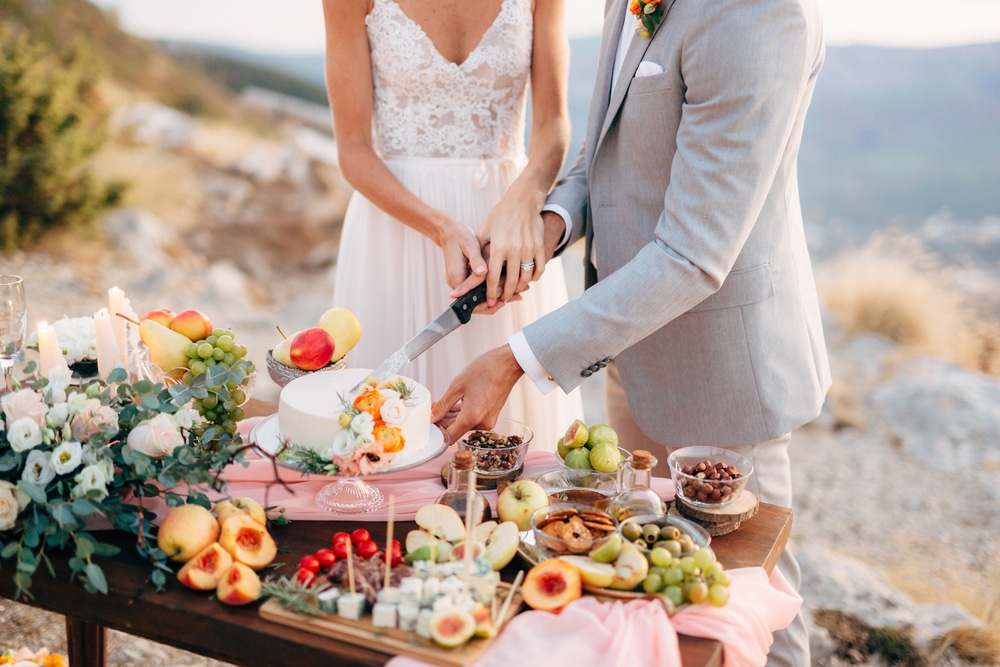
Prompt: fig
<box><xmin>522</xmin><ymin>559</ymin><xmax>582</xmax><ymax>612</ymax></box>
<box><xmin>429</xmin><ymin>609</ymin><xmax>476</xmax><ymax>648</ymax></box>
<box><xmin>562</xmin><ymin>419</ymin><xmax>589</xmax><ymax>449</ymax></box>
<box><xmin>562</xmin><ymin>447</ymin><xmax>592</xmax><ymax>470</ymax></box>
<box><xmin>585</xmin><ymin>423</ymin><xmax>619</xmax><ymax>450</ymax></box>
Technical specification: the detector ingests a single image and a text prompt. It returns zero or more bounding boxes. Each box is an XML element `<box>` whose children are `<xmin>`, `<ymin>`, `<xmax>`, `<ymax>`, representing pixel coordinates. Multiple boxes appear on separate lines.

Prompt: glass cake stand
<box><xmin>250</xmin><ymin>414</ymin><xmax>450</xmax><ymax>513</ymax></box>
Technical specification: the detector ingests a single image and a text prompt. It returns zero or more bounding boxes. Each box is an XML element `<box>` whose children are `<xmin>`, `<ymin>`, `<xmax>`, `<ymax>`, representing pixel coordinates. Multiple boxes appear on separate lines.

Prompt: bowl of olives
<box><xmin>619</xmin><ymin>514</ymin><xmax>711</xmax><ymax>558</ymax></box>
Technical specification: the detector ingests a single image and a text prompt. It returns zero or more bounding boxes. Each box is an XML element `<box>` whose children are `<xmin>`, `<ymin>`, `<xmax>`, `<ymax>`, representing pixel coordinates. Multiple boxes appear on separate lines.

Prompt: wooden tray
<box><xmin>259</xmin><ymin>583</ymin><xmax>522</xmax><ymax>667</ymax></box>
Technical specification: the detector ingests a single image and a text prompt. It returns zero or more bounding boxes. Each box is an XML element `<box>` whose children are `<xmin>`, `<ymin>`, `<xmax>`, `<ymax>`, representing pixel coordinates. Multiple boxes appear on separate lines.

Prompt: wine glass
<box><xmin>1</xmin><ymin>275</ymin><xmax>27</xmax><ymax>394</ymax></box>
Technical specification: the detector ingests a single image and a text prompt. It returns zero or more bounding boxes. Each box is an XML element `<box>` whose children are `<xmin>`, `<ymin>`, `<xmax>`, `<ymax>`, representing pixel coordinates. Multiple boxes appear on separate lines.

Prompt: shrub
<box><xmin>0</xmin><ymin>26</ymin><xmax>125</xmax><ymax>251</ymax></box>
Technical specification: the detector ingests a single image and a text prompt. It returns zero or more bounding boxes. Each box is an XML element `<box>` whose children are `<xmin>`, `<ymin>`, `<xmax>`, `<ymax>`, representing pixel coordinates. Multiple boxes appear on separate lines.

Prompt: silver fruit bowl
<box><xmin>265</xmin><ymin>351</ymin><xmax>348</xmax><ymax>388</ymax></box>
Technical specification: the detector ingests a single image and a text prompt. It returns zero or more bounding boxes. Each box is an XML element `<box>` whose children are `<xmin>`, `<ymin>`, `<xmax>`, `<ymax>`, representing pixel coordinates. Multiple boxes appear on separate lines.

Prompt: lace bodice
<box><xmin>366</xmin><ymin>0</ymin><xmax>533</xmax><ymax>160</ymax></box>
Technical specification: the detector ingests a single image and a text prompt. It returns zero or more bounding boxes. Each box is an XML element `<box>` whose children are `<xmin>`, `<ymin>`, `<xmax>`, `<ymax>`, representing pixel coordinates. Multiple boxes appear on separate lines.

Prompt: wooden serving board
<box><xmin>676</xmin><ymin>492</ymin><xmax>759</xmax><ymax>536</ymax></box>
<box><xmin>259</xmin><ymin>584</ymin><xmax>522</xmax><ymax>667</ymax></box>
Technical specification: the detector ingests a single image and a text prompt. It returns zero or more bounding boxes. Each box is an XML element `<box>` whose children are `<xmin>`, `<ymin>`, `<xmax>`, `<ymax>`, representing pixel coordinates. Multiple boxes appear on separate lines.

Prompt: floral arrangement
<box><xmin>0</xmin><ymin>647</ymin><xmax>66</xmax><ymax>667</ymax></box>
<box><xmin>0</xmin><ymin>365</ymin><xmax>246</xmax><ymax>600</ymax></box>
<box><xmin>278</xmin><ymin>377</ymin><xmax>413</xmax><ymax>476</ymax></box>
<box><xmin>630</xmin><ymin>0</ymin><xmax>664</xmax><ymax>38</ymax></box>
<box><xmin>25</xmin><ymin>317</ymin><xmax>97</xmax><ymax>366</ymax></box>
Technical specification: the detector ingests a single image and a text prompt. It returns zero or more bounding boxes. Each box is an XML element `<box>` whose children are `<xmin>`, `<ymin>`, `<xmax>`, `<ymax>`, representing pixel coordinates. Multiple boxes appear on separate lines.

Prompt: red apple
<box><xmin>218</xmin><ymin>514</ymin><xmax>277</xmax><ymax>570</ymax></box>
<box><xmin>289</xmin><ymin>327</ymin><xmax>335</xmax><ymax>371</ymax></box>
<box><xmin>177</xmin><ymin>542</ymin><xmax>233</xmax><ymax>590</ymax></box>
<box><xmin>216</xmin><ymin>562</ymin><xmax>262</xmax><ymax>605</ymax></box>
<box><xmin>170</xmin><ymin>309</ymin><xmax>213</xmax><ymax>342</ymax></box>
<box><xmin>157</xmin><ymin>504</ymin><xmax>220</xmax><ymax>563</ymax></box>
<box><xmin>142</xmin><ymin>308</ymin><xmax>176</xmax><ymax>328</ymax></box>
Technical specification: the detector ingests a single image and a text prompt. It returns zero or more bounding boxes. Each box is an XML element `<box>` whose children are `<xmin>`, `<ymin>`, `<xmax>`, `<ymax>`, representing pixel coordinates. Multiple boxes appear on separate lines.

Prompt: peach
<box><xmin>215</xmin><ymin>497</ymin><xmax>266</xmax><ymax>528</ymax></box>
<box><xmin>289</xmin><ymin>327</ymin><xmax>335</xmax><ymax>371</ymax></box>
<box><xmin>177</xmin><ymin>542</ymin><xmax>233</xmax><ymax>590</ymax></box>
<box><xmin>521</xmin><ymin>559</ymin><xmax>582</xmax><ymax>613</ymax></box>
<box><xmin>216</xmin><ymin>562</ymin><xmax>262</xmax><ymax>605</ymax></box>
<box><xmin>157</xmin><ymin>504</ymin><xmax>220</xmax><ymax>563</ymax></box>
<box><xmin>142</xmin><ymin>308</ymin><xmax>176</xmax><ymax>328</ymax></box>
<box><xmin>169</xmin><ymin>309</ymin><xmax>213</xmax><ymax>342</ymax></box>
<box><xmin>218</xmin><ymin>514</ymin><xmax>277</xmax><ymax>569</ymax></box>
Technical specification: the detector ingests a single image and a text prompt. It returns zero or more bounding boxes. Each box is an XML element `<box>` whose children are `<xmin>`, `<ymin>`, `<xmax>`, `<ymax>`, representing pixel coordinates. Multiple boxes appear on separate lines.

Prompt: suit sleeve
<box><xmin>525</xmin><ymin>0</ymin><xmax>823</xmax><ymax>391</ymax></box>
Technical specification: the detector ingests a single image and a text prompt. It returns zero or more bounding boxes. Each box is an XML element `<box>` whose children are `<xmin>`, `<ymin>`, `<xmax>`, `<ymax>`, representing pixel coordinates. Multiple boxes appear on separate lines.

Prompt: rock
<box><xmin>113</xmin><ymin>102</ymin><xmax>196</xmax><ymax>149</ymax></box>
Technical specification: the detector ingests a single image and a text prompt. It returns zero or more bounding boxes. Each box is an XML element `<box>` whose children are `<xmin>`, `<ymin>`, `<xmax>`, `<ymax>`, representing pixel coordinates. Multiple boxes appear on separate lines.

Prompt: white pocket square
<box><xmin>635</xmin><ymin>61</ymin><xmax>664</xmax><ymax>77</ymax></box>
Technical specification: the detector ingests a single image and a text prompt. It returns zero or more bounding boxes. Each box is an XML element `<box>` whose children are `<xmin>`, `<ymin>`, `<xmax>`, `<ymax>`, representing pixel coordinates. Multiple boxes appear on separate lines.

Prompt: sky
<box><xmin>90</xmin><ymin>0</ymin><xmax>1000</xmax><ymax>55</ymax></box>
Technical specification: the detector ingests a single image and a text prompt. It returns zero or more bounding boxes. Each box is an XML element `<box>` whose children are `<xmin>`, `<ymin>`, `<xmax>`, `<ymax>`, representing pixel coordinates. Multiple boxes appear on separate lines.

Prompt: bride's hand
<box><xmin>435</xmin><ymin>213</ymin><xmax>487</xmax><ymax>290</ymax></box>
<box><xmin>477</xmin><ymin>192</ymin><xmax>545</xmax><ymax>307</ymax></box>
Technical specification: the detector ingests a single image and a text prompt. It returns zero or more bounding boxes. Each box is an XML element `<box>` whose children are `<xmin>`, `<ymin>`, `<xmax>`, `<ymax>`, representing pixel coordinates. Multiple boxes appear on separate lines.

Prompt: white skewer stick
<box><xmin>384</xmin><ymin>495</ymin><xmax>395</xmax><ymax>591</ymax></box>
<box><xmin>347</xmin><ymin>537</ymin><xmax>356</xmax><ymax>596</ymax></box>
<box><xmin>462</xmin><ymin>468</ymin><xmax>477</xmax><ymax>597</ymax></box>
<box><xmin>495</xmin><ymin>570</ymin><xmax>524</xmax><ymax>630</ymax></box>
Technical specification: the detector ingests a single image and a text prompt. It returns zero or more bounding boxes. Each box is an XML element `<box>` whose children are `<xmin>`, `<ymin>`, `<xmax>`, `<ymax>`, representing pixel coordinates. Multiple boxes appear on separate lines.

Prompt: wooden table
<box><xmin>0</xmin><ymin>400</ymin><xmax>792</xmax><ymax>667</ymax></box>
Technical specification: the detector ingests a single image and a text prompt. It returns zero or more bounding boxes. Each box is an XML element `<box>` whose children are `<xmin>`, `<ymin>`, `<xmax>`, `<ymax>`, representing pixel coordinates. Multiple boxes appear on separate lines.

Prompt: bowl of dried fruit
<box><xmin>456</xmin><ymin>418</ymin><xmax>533</xmax><ymax>487</ymax></box>
<box><xmin>667</xmin><ymin>446</ymin><xmax>753</xmax><ymax>509</ymax></box>
<box><xmin>530</xmin><ymin>503</ymin><xmax>619</xmax><ymax>560</ymax></box>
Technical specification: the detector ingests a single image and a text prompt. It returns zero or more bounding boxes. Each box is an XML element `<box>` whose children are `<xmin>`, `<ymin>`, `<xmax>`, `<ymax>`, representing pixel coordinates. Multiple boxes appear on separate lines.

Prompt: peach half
<box><xmin>177</xmin><ymin>542</ymin><xmax>233</xmax><ymax>591</ymax></box>
<box><xmin>218</xmin><ymin>514</ymin><xmax>277</xmax><ymax>570</ymax></box>
<box><xmin>216</xmin><ymin>562</ymin><xmax>262</xmax><ymax>605</ymax></box>
<box><xmin>521</xmin><ymin>558</ymin><xmax>582</xmax><ymax>613</ymax></box>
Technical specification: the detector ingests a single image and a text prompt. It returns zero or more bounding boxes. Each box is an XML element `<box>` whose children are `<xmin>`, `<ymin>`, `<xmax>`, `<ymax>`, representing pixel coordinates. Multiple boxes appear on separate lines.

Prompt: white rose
<box><xmin>22</xmin><ymin>449</ymin><xmax>56</xmax><ymax>487</ymax></box>
<box><xmin>45</xmin><ymin>365</ymin><xmax>73</xmax><ymax>403</ymax></box>
<box><xmin>1</xmin><ymin>388</ymin><xmax>48</xmax><ymax>425</ymax></box>
<box><xmin>127</xmin><ymin>413</ymin><xmax>183</xmax><ymax>458</ymax></box>
<box><xmin>172</xmin><ymin>408</ymin><xmax>200</xmax><ymax>431</ymax></box>
<box><xmin>73</xmin><ymin>464</ymin><xmax>108</xmax><ymax>499</ymax></box>
<box><xmin>354</xmin><ymin>432</ymin><xmax>375</xmax><ymax>451</ymax></box>
<box><xmin>51</xmin><ymin>440</ymin><xmax>84</xmax><ymax>475</ymax></box>
<box><xmin>0</xmin><ymin>480</ymin><xmax>30</xmax><ymax>531</ymax></box>
<box><xmin>82</xmin><ymin>444</ymin><xmax>99</xmax><ymax>466</ymax></box>
<box><xmin>7</xmin><ymin>417</ymin><xmax>43</xmax><ymax>452</ymax></box>
<box><xmin>47</xmin><ymin>402</ymin><xmax>70</xmax><ymax>428</ymax></box>
<box><xmin>350</xmin><ymin>411</ymin><xmax>374</xmax><ymax>437</ymax></box>
<box><xmin>98</xmin><ymin>457</ymin><xmax>115</xmax><ymax>483</ymax></box>
<box><xmin>379</xmin><ymin>396</ymin><xmax>407</xmax><ymax>427</ymax></box>
<box><xmin>330</xmin><ymin>429</ymin><xmax>356</xmax><ymax>460</ymax></box>
<box><xmin>66</xmin><ymin>391</ymin><xmax>89</xmax><ymax>414</ymax></box>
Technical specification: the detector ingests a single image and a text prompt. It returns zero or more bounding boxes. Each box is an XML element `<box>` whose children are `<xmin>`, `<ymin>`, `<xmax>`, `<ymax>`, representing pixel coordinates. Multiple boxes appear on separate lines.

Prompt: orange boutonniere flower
<box><xmin>374</xmin><ymin>423</ymin><xmax>405</xmax><ymax>453</ymax></box>
<box><xmin>631</xmin><ymin>0</ymin><xmax>664</xmax><ymax>38</ymax></box>
<box><xmin>352</xmin><ymin>389</ymin><xmax>385</xmax><ymax>417</ymax></box>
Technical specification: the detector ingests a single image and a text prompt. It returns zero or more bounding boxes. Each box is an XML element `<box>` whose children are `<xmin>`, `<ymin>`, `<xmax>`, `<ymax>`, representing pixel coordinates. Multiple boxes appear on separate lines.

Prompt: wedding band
<box><xmin>519</xmin><ymin>261</ymin><xmax>535</xmax><ymax>271</ymax></box>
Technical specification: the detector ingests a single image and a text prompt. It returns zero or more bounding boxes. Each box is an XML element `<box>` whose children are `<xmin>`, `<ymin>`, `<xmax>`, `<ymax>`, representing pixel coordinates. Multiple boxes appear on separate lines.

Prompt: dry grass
<box><xmin>818</xmin><ymin>232</ymin><xmax>1000</xmax><ymax>376</ymax></box>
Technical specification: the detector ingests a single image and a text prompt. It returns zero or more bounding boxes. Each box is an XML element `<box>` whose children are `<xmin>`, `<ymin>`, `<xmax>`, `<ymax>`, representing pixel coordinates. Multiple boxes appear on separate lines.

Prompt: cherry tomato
<box><xmin>390</xmin><ymin>539</ymin><xmax>402</xmax><ymax>553</ymax></box>
<box><xmin>387</xmin><ymin>548</ymin><xmax>402</xmax><ymax>567</ymax></box>
<box><xmin>356</xmin><ymin>538</ymin><xmax>379</xmax><ymax>559</ymax></box>
<box><xmin>332</xmin><ymin>532</ymin><xmax>351</xmax><ymax>547</ymax></box>
<box><xmin>298</xmin><ymin>555</ymin><xmax>321</xmax><ymax>573</ymax></box>
<box><xmin>332</xmin><ymin>541</ymin><xmax>349</xmax><ymax>561</ymax></box>
<box><xmin>350</xmin><ymin>528</ymin><xmax>371</xmax><ymax>546</ymax></box>
<box><xmin>314</xmin><ymin>548</ymin><xmax>336</xmax><ymax>569</ymax></box>
<box><xmin>296</xmin><ymin>568</ymin><xmax>316</xmax><ymax>586</ymax></box>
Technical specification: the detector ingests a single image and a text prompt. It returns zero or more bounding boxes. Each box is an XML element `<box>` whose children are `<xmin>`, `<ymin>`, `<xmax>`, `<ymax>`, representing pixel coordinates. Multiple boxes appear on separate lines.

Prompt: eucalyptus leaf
<box><xmin>84</xmin><ymin>563</ymin><xmax>109</xmax><ymax>594</ymax></box>
<box><xmin>108</xmin><ymin>367</ymin><xmax>129</xmax><ymax>383</ymax></box>
<box><xmin>72</xmin><ymin>498</ymin><xmax>101</xmax><ymax>516</ymax></box>
<box><xmin>19</xmin><ymin>481</ymin><xmax>47</xmax><ymax>505</ymax></box>
<box><xmin>2</xmin><ymin>542</ymin><xmax>19</xmax><ymax>558</ymax></box>
<box><xmin>141</xmin><ymin>394</ymin><xmax>161</xmax><ymax>409</ymax></box>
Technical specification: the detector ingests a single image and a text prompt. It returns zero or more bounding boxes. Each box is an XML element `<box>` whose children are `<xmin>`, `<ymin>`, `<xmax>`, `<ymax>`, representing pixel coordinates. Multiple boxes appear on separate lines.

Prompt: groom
<box><xmin>434</xmin><ymin>0</ymin><xmax>830</xmax><ymax>663</ymax></box>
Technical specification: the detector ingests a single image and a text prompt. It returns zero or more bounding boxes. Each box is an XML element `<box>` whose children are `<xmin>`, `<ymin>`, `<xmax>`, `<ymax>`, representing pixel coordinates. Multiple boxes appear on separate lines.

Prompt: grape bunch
<box><xmin>643</xmin><ymin>544</ymin><xmax>731</xmax><ymax>607</ymax></box>
<box><xmin>180</xmin><ymin>328</ymin><xmax>256</xmax><ymax>438</ymax></box>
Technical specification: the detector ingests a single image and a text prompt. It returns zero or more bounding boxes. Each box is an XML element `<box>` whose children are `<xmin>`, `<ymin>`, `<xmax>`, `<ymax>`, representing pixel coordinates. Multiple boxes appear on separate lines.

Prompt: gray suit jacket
<box><xmin>525</xmin><ymin>0</ymin><xmax>832</xmax><ymax>446</ymax></box>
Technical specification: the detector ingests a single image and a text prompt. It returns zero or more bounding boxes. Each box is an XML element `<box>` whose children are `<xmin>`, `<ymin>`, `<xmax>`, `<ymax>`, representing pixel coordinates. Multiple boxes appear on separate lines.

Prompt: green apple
<box><xmin>496</xmin><ymin>480</ymin><xmax>549</xmax><ymax>531</ymax></box>
<box><xmin>480</xmin><ymin>520</ymin><xmax>520</xmax><ymax>570</ymax></box>
<box><xmin>415</xmin><ymin>503</ymin><xmax>466</xmax><ymax>542</ymax></box>
<box><xmin>586</xmin><ymin>424</ymin><xmax>619</xmax><ymax>450</ymax></box>
<box><xmin>562</xmin><ymin>419</ymin><xmax>589</xmax><ymax>449</ymax></box>
<box><xmin>563</xmin><ymin>447</ymin><xmax>593</xmax><ymax>470</ymax></box>
<box><xmin>589</xmin><ymin>443</ymin><xmax>623</xmax><ymax>473</ymax></box>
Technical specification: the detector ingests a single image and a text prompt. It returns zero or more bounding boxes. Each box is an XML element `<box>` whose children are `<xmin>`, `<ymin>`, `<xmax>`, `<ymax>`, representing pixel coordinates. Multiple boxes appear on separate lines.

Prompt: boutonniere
<box><xmin>631</xmin><ymin>0</ymin><xmax>664</xmax><ymax>38</ymax></box>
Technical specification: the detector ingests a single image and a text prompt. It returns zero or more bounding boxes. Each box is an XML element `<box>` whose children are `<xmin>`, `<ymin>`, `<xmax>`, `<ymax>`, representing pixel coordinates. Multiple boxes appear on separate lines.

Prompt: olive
<box><xmin>621</xmin><ymin>520</ymin><xmax>643</xmax><ymax>542</ymax></box>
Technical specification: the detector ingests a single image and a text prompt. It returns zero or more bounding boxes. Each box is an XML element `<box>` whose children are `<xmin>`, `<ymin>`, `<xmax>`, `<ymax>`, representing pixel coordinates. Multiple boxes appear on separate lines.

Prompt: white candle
<box><xmin>94</xmin><ymin>309</ymin><xmax>121</xmax><ymax>380</ymax></box>
<box><xmin>108</xmin><ymin>286</ymin><xmax>129</xmax><ymax>368</ymax></box>
<box><xmin>37</xmin><ymin>321</ymin><xmax>67</xmax><ymax>376</ymax></box>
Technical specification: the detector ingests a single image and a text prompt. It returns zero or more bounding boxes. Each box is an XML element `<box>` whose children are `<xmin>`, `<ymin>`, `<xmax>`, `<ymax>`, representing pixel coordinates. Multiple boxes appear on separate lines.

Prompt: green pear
<box><xmin>139</xmin><ymin>318</ymin><xmax>193</xmax><ymax>373</ymax></box>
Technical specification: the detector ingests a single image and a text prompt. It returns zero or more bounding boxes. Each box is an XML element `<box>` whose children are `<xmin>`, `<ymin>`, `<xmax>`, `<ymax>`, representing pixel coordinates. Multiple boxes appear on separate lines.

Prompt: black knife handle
<box><xmin>450</xmin><ymin>283</ymin><xmax>488</xmax><ymax>325</ymax></box>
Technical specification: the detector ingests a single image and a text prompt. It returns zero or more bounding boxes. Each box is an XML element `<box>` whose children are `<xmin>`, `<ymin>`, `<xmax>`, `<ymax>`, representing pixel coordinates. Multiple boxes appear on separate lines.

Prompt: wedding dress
<box><xmin>332</xmin><ymin>0</ymin><xmax>583</xmax><ymax>451</ymax></box>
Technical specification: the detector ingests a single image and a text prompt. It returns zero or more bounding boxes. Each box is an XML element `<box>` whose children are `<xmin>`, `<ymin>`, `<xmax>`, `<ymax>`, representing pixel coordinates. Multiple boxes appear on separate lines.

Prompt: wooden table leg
<box><xmin>65</xmin><ymin>618</ymin><xmax>106</xmax><ymax>667</ymax></box>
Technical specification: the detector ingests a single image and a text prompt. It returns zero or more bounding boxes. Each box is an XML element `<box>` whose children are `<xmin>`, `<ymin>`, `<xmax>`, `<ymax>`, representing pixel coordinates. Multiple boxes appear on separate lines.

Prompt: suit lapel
<box><xmin>596</xmin><ymin>0</ymin><xmax>677</xmax><ymax>150</ymax></box>
<box><xmin>587</xmin><ymin>0</ymin><xmax>628</xmax><ymax>155</ymax></box>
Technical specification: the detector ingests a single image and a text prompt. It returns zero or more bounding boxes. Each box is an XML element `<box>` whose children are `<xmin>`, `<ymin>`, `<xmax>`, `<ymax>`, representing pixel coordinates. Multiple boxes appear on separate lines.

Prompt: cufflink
<box><xmin>547</xmin><ymin>375</ymin><xmax>555</xmax><ymax>382</ymax></box>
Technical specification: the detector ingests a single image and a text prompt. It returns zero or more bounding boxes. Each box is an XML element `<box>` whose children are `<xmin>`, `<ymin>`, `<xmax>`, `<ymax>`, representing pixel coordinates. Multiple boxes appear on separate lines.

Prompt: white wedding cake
<box><xmin>277</xmin><ymin>367</ymin><xmax>434</xmax><ymax>473</ymax></box>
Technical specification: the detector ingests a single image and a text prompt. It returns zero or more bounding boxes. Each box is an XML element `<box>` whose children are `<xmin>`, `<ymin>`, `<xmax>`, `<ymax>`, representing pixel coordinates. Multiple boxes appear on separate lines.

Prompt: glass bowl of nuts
<box><xmin>667</xmin><ymin>446</ymin><xmax>754</xmax><ymax>509</ymax></box>
<box><xmin>530</xmin><ymin>503</ymin><xmax>620</xmax><ymax>560</ymax></box>
<box><xmin>457</xmin><ymin>418</ymin><xmax>533</xmax><ymax>482</ymax></box>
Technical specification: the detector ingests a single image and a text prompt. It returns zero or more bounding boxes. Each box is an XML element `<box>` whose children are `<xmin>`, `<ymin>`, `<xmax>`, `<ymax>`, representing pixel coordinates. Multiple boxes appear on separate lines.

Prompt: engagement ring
<box><xmin>520</xmin><ymin>261</ymin><xmax>535</xmax><ymax>271</ymax></box>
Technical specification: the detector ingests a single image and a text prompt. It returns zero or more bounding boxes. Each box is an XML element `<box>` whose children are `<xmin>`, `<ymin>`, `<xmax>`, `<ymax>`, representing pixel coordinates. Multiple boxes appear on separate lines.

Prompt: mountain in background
<box><xmin>167</xmin><ymin>38</ymin><xmax>1000</xmax><ymax>237</ymax></box>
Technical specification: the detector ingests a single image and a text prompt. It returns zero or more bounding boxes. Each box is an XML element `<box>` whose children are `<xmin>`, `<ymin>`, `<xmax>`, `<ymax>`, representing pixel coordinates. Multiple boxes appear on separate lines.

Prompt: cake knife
<box><xmin>357</xmin><ymin>282</ymin><xmax>488</xmax><ymax>389</ymax></box>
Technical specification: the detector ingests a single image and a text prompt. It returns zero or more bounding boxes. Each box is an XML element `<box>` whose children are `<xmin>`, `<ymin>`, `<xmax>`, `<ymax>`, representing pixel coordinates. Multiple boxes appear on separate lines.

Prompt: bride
<box><xmin>322</xmin><ymin>0</ymin><xmax>582</xmax><ymax>450</ymax></box>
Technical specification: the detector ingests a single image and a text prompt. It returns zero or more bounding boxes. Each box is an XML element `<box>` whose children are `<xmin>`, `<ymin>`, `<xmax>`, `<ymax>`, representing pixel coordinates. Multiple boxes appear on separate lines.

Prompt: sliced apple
<box><xmin>557</xmin><ymin>555</ymin><xmax>616</xmax><ymax>589</ymax></box>
<box><xmin>218</xmin><ymin>514</ymin><xmax>277</xmax><ymax>570</ymax></box>
<box><xmin>481</xmin><ymin>520</ymin><xmax>520</xmax><ymax>571</ymax></box>
<box><xmin>414</xmin><ymin>503</ymin><xmax>466</xmax><ymax>542</ymax></box>
<box><xmin>216</xmin><ymin>562</ymin><xmax>262</xmax><ymax>605</ymax></box>
<box><xmin>471</xmin><ymin>520</ymin><xmax>498</xmax><ymax>543</ymax></box>
<box><xmin>608</xmin><ymin>541</ymin><xmax>649</xmax><ymax>591</ymax></box>
<box><xmin>177</xmin><ymin>542</ymin><xmax>233</xmax><ymax>591</ymax></box>
<box><xmin>405</xmin><ymin>528</ymin><xmax>435</xmax><ymax>554</ymax></box>
<box><xmin>215</xmin><ymin>497</ymin><xmax>266</xmax><ymax>527</ymax></box>
<box><xmin>588</xmin><ymin>532</ymin><xmax>622</xmax><ymax>563</ymax></box>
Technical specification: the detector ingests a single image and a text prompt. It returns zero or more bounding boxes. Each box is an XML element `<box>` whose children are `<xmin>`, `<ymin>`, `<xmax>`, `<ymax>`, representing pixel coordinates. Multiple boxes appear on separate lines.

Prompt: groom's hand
<box><xmin>431</xmin><ymin>345</ymin><xmax>525</xmax><ymax>443</ymax></box>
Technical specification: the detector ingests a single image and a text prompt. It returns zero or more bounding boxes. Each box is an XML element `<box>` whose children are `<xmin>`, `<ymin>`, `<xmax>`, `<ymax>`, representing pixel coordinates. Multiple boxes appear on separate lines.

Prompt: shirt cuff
<box><xmin>541</xmin><ymin>204</ymin><xmax>573</xmax><ymax>253</ymax></box>
<box><xmin>508</xmin><ymin>331</ymin><xmax>560</xmax><ymax>395</ymax></box>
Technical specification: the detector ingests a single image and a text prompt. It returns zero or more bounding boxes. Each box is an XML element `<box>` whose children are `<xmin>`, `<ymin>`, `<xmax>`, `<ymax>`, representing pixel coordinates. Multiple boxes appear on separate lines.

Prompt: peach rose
<box><xmin>1</xmin><ymin>388</ymin><xmax>48</xmax><ymax>426</ymax></box>
<box><xmin>127</xmin><ymin>413</ymin><xmax>183</xmax><ymax>458</ymax></box>
<box><xmin>374</xmin><ymin>424</ymin><xmax>405</xmax><ymax>453</ymax></box>
<box><xmin>70</xmin><ymin>405</ymin><xmax>120</xmax><ymax>441</ymax></box>
<box><xmin>0</xmin><ymin>479</ymin><xmax>30</xmax><ymax>531</ymax></box>
<box><xmin>352</xmin><ymin>390</ymin><xmax>386</xmax><ymax>418</ymax></box>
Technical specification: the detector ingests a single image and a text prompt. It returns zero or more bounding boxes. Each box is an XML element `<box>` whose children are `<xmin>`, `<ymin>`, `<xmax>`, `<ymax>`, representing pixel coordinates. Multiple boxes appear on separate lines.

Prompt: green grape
<box><xmin>185</xmin><ymin>343</ymin><xmax>199</xmax><ymax>358</ymax></box>
<box><xmin>664</xmin><ymin>585</ymin><xmax>684</xmax><ymax>607</ymax></box>
<box><xmin>203</xmin><ymin>409</ymin><xmax>218</xmax><ymax>421</ymax></box>
<box><xmin>216</xmin><ymin>335</ymin><xmax>234</xmax><ymax>352</ymax></box>
<box><xmin>182</xmin><ymin>371</ymin><xmax>195</xmax><ymax>385</ymax></box>
<box><xmin>648</xmin><ymin>566</ymin><xmax>667</xmax><ymax>578</ymax></box>
<box><xmin>202</xmin><ymin>394</ymin><xmax>219</xmax><ymax>410</ymax></box>
<box><xmin>222</xmin><ymin>419</ymin><xmax>237</xmax><ymax>433</ymax></box>
<box><xmin>212</xmin><ymin>347</ymin><xmax>225</xmax><ymax>361</ymax></box>
<box><xmin>708</xmin><ymin>584</ymin><xmax>729</xmax><ymax>607</ymax></box>
<box><xmin>214</xmin><ymin>329</ymin><xmax>234</xmax><ymax>339</ymax></box>
<box><xmin>642</xmin><ymin>574</ymin><xmax>664</xmax><ymax>594</ymax></box>
<box><xmin>649</xmin><ymin>547</ymin><xmax>673</xmax><ymax>569</ymax></box>
<box><xmin>197</xmin><ymin>342</ymin><xmax>214</xmax><ymax>359</ymax></box>
<box><xmin>233</xmin><ymin>344</ymin><xmax>247</xmax><ymax>358</ymax></box>
<box><xmin>189</xmin><ymin>360</ymin><xmax>207</xmax><ymax>376</ymax></box>
<box><xmin>230</xmin><ymin>406</ymin><xmax>245</xmax><ymax>422</ymax></box>
<box><xmin>205</xmin><ymin>335</ymin><xmax>218</xmax><ymax>346</ymax></box>
<box><xmin>709</xmin><ymin>569</ymin><xmax>731</xmax><ymax>587</ymax></box>
<box><xmin>205</xmin><ymin>358</ymin><xmax>217</xmax><ymax>368</ymax></box>
<box><xmin>222</xmin><ymin>352</ymin><xmax>236</xmax><ymax>365</ymax></box>
<box><xmin>687</xmin><ymin>581</ymin><xmax>709</xmax><ymax>604</ymax></box>
<box><xmin>693</xmin><ymin>547</ymin><xmax>716</xmax><ymax>572</ymax></box>
<box><xmin>678</xmin><ymin>556</ymin><xmax>697</xmax><ymax>574</ymax></box>
<box><xmin>663</xmin><ymin>567</ymin><xmax>684</xmax><ymax>586</ymax></box>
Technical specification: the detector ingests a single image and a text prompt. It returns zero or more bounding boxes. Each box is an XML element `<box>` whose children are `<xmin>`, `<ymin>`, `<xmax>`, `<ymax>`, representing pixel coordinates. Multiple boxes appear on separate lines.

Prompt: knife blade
<box><xmin>358</xmin><ymin>282</ymin><xmax>489</xmax><ymax>388</ymax></box>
